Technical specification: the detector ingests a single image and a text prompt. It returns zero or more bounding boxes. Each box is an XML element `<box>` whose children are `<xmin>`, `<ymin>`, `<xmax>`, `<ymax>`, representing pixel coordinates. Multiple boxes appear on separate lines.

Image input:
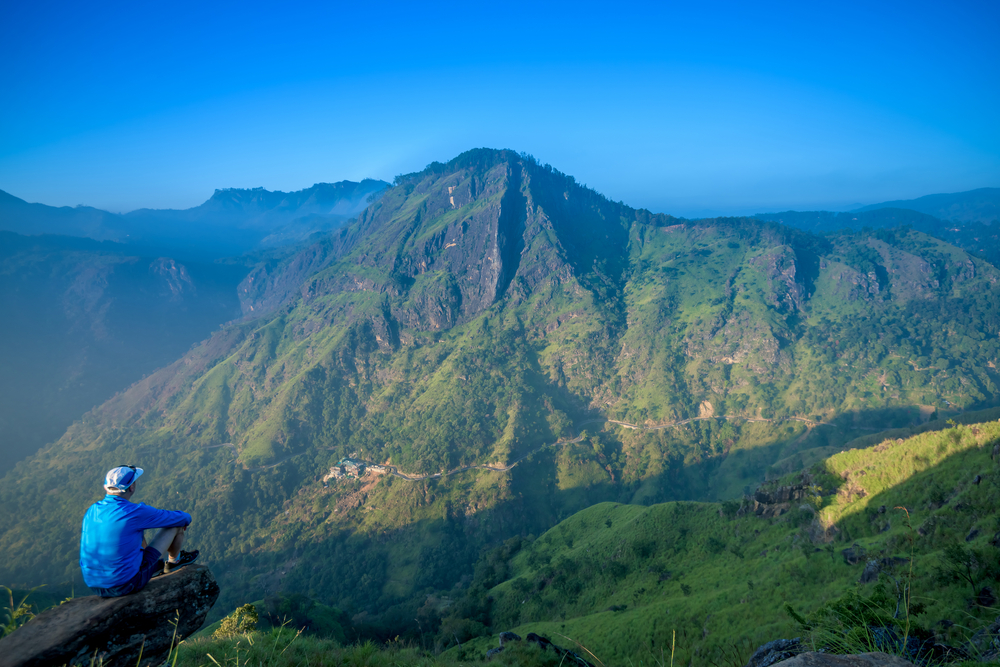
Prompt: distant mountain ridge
<box><xmin>129</xmin><ymin>180</ymin><xmax>387</xmax><ymax>223</ymax></box>
<box><xmin>854</xmin><ymin>186</ymin><xmax>1000</xmax><ymax>223</ymax></box>
<box><xmin>755</xmin><ymin>199</ymin><xmax>1000</xmax><ymax>266</ymax></box>
<box><xmin>0</xmin><ymin>179</ymin><xmax>389</xmax><ymax>259</ymax></box>
<box><xmin>0</xmin><ymin>189</ymin><xmax>122</xmax><ymax>241</ymax></box>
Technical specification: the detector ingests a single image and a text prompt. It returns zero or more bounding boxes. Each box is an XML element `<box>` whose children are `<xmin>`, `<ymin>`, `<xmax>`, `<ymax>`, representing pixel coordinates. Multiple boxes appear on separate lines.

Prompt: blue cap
<box><xmin>105</xmin><ymin>465</ymin><xmax>143</xmax><ymax>490</ymax></box>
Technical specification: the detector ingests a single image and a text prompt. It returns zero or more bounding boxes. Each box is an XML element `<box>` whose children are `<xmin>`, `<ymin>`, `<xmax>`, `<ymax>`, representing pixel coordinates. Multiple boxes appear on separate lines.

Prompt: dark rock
<box><xmin>499</xmin><ymin>631</ymin><xmax>521</xmax><ymax>646</ymax></box>
<box><xmin>754</xmin><ymin>483</ymin><xmax>810</xmax><ymax>505</ymax></box>
<box><xmin>992</xmin><ymin>531</ymin><xmax>1000</xmax><ymax>549</ymax></box>
<box><xmin>973</xmin><ymin>475</ymin><xmax>982</xmax><ymax>485</ymax></box>
<box><xmin>842</xmin><ymin>544</ymin><xmax>867</xmax><ymax>565</ymax></box>
<box><xmin>966</xmin><ymin>528</ymin><xmax>980</xmax><ymax>542</ymax></box>
<box><xmin>977</xmin><ymin>586</ymin><xmax>997</xmax><ymax>608</ymax></box>
<box><xmin>878</xmin><ymin>505</ymin><xmax>886</xmax><ymax>514</ymax></box>
<box><xmin>866</xmin><ymin>624</ymin><xmax>965</xmax><ymax>664</ymax></box>
<box><xmin>769</xmin><ymin>652</ymin><xmax>916</xmax><ymax>667</ymax></box>
<box><xmin>860</xmin><ymin>560</ymin><xmax>880</xmax><ymax>584</ymax></box>
<box><xmin>743</xmin><ymin>638</ymin><xmax>802</xmax><ymax>667</ymax></box>
<box><xmin>525</xmin><ymin>632</ymin><xmax>595</xmax><ymax>667</ymax></box>
<box><xmin>858</xmin><ymin>557</ymin><xmax>913</xmax><ymax>585</ymax></box>
<box><xmin>964</xmin><ymin>614</ymin><xmax>1000</xmax><ymax>660</ymax></box>
<box><xmin>739</xmin><ymin>483</ymin><xmax>812</xmax><ymax>518</ymax></box>
<box><xmin>0</xmin><ymin>564</ymin><xmax>219</xmax><ymax>667</ymax></box>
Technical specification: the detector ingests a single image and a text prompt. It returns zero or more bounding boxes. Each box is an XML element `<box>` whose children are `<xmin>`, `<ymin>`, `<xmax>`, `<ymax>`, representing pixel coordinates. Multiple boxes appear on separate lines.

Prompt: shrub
<box><xmin>213</xmin><ymin>603</ymin><xmax>258</xmax><ymax>639</ymax></box>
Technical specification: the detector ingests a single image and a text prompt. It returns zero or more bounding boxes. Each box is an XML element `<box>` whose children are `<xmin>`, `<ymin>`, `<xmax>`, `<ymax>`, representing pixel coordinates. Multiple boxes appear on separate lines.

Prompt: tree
<box><xmin>935</xmin><ymin>543</ymin><xmax>1000</xmax><ymax>597</ymax></box>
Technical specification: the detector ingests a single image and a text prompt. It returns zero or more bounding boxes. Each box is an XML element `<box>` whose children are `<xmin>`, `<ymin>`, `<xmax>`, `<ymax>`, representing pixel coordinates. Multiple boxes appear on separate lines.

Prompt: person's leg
<box><xmin>148</xmin><ymin>526</ymin><xmax>180</xmax><ymax>558</ymax></box>
<box><xmin>165</xmin><ymin>525</ymin><xmax>186</xmax><ymax>562</ymax></box>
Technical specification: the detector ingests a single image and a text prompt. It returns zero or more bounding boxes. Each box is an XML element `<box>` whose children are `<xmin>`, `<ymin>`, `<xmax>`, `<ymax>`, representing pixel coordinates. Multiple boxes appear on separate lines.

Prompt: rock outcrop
<box><xmin>485</xmin><ymin>630</ymin><xmax>595</xmax><ymax>666</ymax></box>
<box><xmin>739</xmin><ymin>480</ymin><xmax>813</xmax><ymax>518</ymax></box>
<box><xmin>0</xmin><ymin>564</ymin><xmax>219</xmax><ymax>667</ymax></box>
<box><xmin>744</xmin><ymin>638</ymin><xmax>803</xmax><ymax>667</ymax></box>
<box><xmin>771</xmin><ymin>652</ymin><xmax>916</xmax><ymax>667</ymax></box>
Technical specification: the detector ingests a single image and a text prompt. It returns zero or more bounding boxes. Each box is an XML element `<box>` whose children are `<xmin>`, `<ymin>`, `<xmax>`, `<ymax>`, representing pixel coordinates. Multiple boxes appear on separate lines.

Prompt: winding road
<box><xmin>323</xmin><ymin>413</ymin><xmax>833</xmax><ymax>482</ymax></box>
<box><xmin>206</xmin><ymin>413</ymin><xmax>833</xmax><ymax>480</ymax></box>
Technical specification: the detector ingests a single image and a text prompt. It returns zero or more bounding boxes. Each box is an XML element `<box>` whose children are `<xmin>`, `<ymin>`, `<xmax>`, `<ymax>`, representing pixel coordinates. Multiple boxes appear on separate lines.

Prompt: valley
<box><xmin>1</xmin><ymin>149</ymin><xmax>999</xmax><ymax>664</ymax></box>
<box><xmin>5</xmin><ymin>2</ymin><xmax>998</xmax><ymax>664</ymax></box>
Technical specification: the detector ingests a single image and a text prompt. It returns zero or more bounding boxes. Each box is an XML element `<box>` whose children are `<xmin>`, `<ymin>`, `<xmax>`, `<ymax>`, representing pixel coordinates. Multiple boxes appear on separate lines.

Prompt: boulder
<box><xmin>772</xmin><ymin>652</ymin><xmax>916</xmax><ymax>667</ymax></box>
<box><xmin>859</xmin><ymin>559</ymin><xmax>881</xmax><ymax>584</ymax></box>
<box><xmin>841</xmin><ymin>544</ymin><xmax>867</xmax><ymax>565</ymax></box>
<box><xmin>525</xmin><ymin>633</ymin><xmax>595</xmax><ymax>667</ymax></box>
<box><xmin>0</xmin><ymin>564</ymin><xmax>219</xmax><ymax>667</ymax></box>
<box><xmin>743</xmin><ymin>638</ymin><xmax>803</xmax><ymax>667</ymax></box>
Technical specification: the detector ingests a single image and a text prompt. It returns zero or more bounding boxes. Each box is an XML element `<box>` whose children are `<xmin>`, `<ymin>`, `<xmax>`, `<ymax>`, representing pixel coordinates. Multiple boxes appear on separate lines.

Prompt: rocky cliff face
<box><xmin>237</xmin><ymin>151</ymin><xmax>619</xmax><ymax>330</ymax></box>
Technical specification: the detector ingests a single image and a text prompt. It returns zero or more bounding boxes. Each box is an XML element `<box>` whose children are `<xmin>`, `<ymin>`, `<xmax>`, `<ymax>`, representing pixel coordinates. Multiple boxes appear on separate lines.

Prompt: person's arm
<box><xmin>129</xmin><ymin>503</ymin><xmax>192</xmax><ymax>531</ymax></box>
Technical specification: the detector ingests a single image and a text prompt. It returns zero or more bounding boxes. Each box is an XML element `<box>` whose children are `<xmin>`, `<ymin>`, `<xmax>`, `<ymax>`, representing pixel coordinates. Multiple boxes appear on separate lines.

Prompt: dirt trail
<box><xmin>335</xmin><ymin>413</ymin><xmax>832</xmax><ymax>481</ymax></box>
<box><xmin>207</xmin><ymin>413</ymin><xmax>834</xmax><ymax>479</ymax></box>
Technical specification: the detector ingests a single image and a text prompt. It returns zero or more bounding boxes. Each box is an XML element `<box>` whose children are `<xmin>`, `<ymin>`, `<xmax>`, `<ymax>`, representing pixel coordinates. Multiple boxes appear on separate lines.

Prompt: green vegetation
<box><xmin>436</xmin><ymin>420</ymin><xmax>1000</xmax><ymax>665</ymax></box>
<box><xmin>4</xmin><ymin>150</ymin><xmax>1000</xmax><ymax>653</ymax></box>
<box><xmin>212</xmin><ymin>603</ymin><xmax>259</xmax><ymax>639</ymax></box>
<box><xmin>177</xmin><ymin>627</ymin><xmax>574</xmax><ymax>667</ymax></box>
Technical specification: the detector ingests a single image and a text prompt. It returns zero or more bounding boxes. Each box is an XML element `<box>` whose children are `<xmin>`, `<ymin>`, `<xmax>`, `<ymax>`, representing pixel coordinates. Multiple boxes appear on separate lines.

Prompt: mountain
<box><xmin>755</xmin><ymin>207</ymin><xmax>1000</xmax><ymax>267</ymax></box>
<box><xmin>0</xmin><ymin>232</ymin><xmax>247</xmax><ymax>474</ymax></box>
<box><xmin>753</xmin><ymin>208</ymin><xmax>947</xmax><ymax>236</ymax></box>
<box><xmin>3</xmin><ymin>149</ymin><xmax>1000</xmax><ymax>637</ymax></box>
<box><xmin>854</xmin><ymin>187</ymin><xmax>1000</xmax><ymax>223</ymax></box>
<box><xmin>0</xmin><ymin>180</ymin><xmax>389</xmax><ymax>259</ymax></box>
<box><xmin>0</xmin><ymin>189</ymin><xmax>125</xmax><ymax>240</ymax></box>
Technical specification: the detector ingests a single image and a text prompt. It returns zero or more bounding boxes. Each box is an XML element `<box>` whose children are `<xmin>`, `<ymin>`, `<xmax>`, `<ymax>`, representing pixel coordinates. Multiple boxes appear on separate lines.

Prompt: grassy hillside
<box><xmin>441</xmin><ymin>418</ymin><xmax>1000</xmax><ymax>665</ymax></box>
<box><xmin>4</xmin><ymin>150</ymin><xmax>1000</xmax><ymax>641</ymax></box>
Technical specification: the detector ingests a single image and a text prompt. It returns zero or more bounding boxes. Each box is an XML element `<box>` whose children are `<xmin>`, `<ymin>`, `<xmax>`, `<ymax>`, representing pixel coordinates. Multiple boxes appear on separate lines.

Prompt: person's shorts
<box><xmin>96</xmin><ymin>546</ymin><xmax>163</xmax><ymax>597</ymax></box>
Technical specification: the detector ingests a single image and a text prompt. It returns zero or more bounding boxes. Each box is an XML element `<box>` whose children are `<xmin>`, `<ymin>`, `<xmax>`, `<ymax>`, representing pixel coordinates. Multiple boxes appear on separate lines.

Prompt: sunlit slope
<box><xmin>455</xmin><ymin>417</ymin><xmax>1000</xmax><ymax>665</ymax></box>
<box><xmin>4</xmin><ymin>150</ymin><xmax>1000</xmax><ymax>629</ymax></box>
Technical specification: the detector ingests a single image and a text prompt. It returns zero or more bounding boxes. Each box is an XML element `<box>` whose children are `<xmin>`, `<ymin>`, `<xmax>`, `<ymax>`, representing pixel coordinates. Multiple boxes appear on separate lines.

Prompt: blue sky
<box><xmin>2</xmin><ymin>0</ymin><xmax>998</xmax><ymax>216</ymax></box>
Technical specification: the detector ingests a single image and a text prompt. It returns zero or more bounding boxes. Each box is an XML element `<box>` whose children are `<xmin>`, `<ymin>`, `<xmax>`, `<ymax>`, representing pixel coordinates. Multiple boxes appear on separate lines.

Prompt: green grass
<box><xmin>450</xmin><ymin>419</ymin><xmax>1000</xmax><ymax>665</ymax></box>
<box><xmin>177</xmin><ymin>628</ymin><xmax>576</xmax><ymax>667</ymax></box>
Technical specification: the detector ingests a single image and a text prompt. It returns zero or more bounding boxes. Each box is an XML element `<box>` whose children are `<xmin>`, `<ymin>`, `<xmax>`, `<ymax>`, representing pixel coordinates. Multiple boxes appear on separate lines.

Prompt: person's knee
<box><xmin>149</xmin><ymin>527</ymin><xmax>180</xmax><ymax>554</ymax></box>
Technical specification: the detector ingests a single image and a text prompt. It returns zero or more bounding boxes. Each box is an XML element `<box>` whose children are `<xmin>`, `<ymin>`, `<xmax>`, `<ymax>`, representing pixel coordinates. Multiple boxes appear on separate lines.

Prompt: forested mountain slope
<box><xmin>755</xmin><ymin>207</ymin><xmax>1000</xmax><ymax>267</ymax></box>
<box><xmin>3</xmin><ymin>149</ymin><xmax>1000</xmax><ymax>634</ymax></box>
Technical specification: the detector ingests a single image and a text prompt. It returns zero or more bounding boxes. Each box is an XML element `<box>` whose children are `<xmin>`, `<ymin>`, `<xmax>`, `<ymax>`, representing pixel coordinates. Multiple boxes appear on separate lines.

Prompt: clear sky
<box><xmin>2</xmin><ymin>0</ymin><xmax>998</xmax><ymax>217</ymax></box>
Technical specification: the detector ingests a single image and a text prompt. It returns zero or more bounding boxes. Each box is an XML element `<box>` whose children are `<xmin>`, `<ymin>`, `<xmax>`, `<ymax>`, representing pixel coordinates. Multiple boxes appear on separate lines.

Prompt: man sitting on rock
<box><xmin>80</xmin><ymin>465</ymin><xmax>199</xmax><ymax>597</ymax></box>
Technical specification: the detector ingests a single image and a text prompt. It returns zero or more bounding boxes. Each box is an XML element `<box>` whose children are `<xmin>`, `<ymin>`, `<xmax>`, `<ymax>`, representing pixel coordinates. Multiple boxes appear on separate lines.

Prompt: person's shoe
<box><xmin>163</xmin><ymin>550</ymin><xmax>199</xmax><ymax>574</ymax></box>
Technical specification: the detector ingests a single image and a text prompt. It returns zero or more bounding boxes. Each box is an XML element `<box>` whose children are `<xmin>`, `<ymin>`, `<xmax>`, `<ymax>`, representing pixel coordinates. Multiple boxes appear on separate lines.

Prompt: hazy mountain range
<box><xmin>2</xmin><ymin>150</ymin><xmax>1000</xmax><ymax>645</ymax></box>
<box><xmin>0</xmin><ymin>178</ymin><xmax>388</xmax><ymax>473</ymax></box>
<box><xmin>0</xmin><ymin>232</ymin><xmax>248</xmax><ymax>474</ymax></box>
<box><xmin>0</xmin><ymin>179</ymin><xmax>389</xmax><ymax>260</ymax></box>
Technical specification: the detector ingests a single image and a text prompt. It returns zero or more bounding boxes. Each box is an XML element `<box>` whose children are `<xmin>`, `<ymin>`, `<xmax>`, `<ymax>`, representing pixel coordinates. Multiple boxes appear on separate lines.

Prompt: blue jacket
<box><xmin>80</xmin><ymin>495</ymin><xmax>191</xmax><ymax>588</ymax></box>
